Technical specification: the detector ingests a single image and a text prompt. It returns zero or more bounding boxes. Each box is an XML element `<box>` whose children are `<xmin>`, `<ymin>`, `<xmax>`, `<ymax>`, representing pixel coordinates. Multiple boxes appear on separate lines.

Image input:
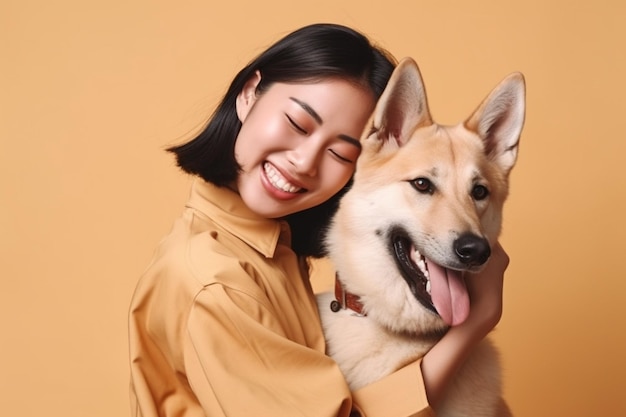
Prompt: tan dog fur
<box><xmin>317</xmin><ymin>57</ymin><xmax>525</xmax><ymax>417</ymax></box>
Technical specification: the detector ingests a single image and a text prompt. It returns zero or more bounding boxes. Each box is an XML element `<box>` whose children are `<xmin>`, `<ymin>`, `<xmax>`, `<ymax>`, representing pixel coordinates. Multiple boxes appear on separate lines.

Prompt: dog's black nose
<box><xmin>454</xmin><ymin>233</ymin><xmax>491</xmax><ymax>266</ymax></box>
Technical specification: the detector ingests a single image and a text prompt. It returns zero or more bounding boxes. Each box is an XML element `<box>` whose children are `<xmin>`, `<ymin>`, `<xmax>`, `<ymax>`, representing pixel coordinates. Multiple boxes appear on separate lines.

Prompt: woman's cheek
<box><xmin>324</xmin><ymin>160</ymin><xmax>355</xmax><ymax>192</ymax></box>
<box><xmin>262</xmin><ymin>117</ymin><xmax>291</xmax><ymax>146</ymax></box>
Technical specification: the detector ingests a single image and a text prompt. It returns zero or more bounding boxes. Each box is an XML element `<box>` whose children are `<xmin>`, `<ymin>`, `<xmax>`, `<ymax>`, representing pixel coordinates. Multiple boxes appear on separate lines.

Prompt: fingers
<box><xmin>489</xmin><ymin>241</ymin><xmax>510</xmax><ymax>275</ymax></box>
<box><xmin>463</xmin><ymin>241</ymin><xmax>509</xmax><ymax>331</ymax></box>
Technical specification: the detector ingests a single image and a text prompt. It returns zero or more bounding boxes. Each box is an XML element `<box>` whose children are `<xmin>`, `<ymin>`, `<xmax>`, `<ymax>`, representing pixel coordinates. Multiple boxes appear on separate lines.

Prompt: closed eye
<box><xmin>285</xmin><ymin>114</ymin><xmax>307</xmax><ymax>134</ymax></box>
<box><xmin>329</xmin><ymin>149</ymin><xmax>354</xmax><ymax>163</ymax></box>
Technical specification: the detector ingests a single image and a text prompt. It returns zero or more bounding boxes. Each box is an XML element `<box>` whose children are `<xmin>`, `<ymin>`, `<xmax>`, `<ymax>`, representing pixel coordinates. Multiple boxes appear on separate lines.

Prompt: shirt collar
<box><xmin>186</xmin><ymin>178</ymin><xmax>288</xmax><ymax>258</ymax></box>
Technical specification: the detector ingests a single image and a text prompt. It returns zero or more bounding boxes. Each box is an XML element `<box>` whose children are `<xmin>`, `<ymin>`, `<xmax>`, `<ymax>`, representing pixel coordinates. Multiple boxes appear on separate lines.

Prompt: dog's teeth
<box><xmin>417</xmin><ymin>258</ymin><xmax>428</xmax><ymax>278</ymax></box>
<box><xmin>416</xmin><ymin>255</ymin><xmax>431</xmax><ymax>294</ymax></box>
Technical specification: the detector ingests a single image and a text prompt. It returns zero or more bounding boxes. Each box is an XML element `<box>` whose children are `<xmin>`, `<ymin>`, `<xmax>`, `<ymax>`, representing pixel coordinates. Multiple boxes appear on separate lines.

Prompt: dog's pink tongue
<box><xmin>427</xmin><ymin>259</ymin><xmax>470</xmax><ymax>326</ymax></box>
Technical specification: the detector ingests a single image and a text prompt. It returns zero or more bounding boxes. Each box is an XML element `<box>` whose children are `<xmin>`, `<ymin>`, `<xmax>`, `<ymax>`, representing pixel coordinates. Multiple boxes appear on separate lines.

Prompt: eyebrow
<box><xmin>289</xmin><ymin>97</ymin><xmax>362</xmax><ymax>149</ymax></box>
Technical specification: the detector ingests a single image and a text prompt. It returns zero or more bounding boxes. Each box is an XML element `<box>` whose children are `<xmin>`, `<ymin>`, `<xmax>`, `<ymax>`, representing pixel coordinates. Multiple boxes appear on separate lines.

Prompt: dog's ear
<box><xmin>465</xmin><ymin>72</ymin><xmax>526</xmax><ymax>173</ymax></box>
<box><xmin>368</xmin><ymin>57</ymin><xmax>432</xmax><ymax>148</ymax></box>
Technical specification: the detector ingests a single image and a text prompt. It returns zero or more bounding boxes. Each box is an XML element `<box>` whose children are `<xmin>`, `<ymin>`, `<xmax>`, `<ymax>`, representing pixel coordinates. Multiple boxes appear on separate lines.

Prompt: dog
<box><xmin>317</xmin><ymin>57</ymin><xmax>525</xmax><ymax>417</ymax></box>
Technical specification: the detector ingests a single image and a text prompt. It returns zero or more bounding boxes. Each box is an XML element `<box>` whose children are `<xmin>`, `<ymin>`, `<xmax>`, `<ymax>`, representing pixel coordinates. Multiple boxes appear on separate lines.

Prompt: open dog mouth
<box><xmin>391</xmin><ymin>230</ymin><xmax>470</xmax><ymax>326</ymax></box>
<box><xmin>392</xmin><ymin>234</ymin><xmax>437</xmax><ymax>313</ymax></box>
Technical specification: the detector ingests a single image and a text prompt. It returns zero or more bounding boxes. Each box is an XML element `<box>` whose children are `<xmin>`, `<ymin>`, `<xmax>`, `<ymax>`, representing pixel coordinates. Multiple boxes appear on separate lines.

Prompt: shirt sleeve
<box><xmin>184</xmin><ymin>283</ymin><xmax>353</xmax><ymax>417</ymax></box>
<box><xmin>352</xmin><ymin>361</ymin><xmax>436</xmax><ymax>417</ymax></box>
<box><xmin>183</xmin><ymin>282</ymin><xmax>434</xmax><ymax>417</ymax></box>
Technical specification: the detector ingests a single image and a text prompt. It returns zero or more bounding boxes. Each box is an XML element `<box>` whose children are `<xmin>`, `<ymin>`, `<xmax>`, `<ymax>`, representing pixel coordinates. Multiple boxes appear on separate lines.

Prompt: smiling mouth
<box><xmin>263</xmin><ymin>162</ymin><xmax>306</xmax><ymax>194</ymax></box>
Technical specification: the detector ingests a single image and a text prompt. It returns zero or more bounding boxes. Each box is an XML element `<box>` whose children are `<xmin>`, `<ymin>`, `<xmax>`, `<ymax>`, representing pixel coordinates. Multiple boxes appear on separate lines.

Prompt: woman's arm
<box><xmin>184</xmin><ymin>286</ymin><xmax>349</xmax><ymax>416</ymax></box>
<box><xmin>420</xmin><ymin>242</ymin><xmax>510</xmax><ymax>407</ymax></box>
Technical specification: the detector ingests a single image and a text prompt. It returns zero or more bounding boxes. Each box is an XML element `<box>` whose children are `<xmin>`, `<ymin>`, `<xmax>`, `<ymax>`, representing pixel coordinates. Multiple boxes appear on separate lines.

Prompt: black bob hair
<box><xmin>168</xmin><ymin>23</ymin><xmax>396</xmax><ymax>257</ymax></box>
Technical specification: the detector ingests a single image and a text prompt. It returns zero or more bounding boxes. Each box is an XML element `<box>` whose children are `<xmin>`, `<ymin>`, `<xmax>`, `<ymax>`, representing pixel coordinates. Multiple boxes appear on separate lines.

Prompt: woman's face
<box><xmin>234</xmin><ymin>75</ymin><xmax>375</xmax><ymax>218</ymax></box>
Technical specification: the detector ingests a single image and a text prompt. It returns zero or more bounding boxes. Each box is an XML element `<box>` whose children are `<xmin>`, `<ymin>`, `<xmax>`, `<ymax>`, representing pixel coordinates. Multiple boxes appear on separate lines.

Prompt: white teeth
<box><xmin>412</xmin><ymin>250</ymin><xmax>431</xmax><ymax>294</ymax></box>
<box><xmin>416</xmin><ymin>258</ymin><xmax>428</xmax><ymax>277</ymax></box>
<box><xmin>264</xmin><ymin>163</ymin><xmax>302</xmax><ymax>193</ymax></box>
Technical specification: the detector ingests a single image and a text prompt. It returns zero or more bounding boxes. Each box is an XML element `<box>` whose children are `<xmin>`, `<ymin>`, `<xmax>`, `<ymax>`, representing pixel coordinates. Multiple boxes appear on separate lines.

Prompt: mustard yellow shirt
<box><xmin>128</xmin><ymin>179</ymin><xmax>434</xmax><ymax>417</ymax></box>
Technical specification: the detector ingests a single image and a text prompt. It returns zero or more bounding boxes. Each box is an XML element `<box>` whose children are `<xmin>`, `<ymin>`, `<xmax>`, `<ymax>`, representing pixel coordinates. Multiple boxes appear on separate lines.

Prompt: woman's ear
<box><xmin>236</xmin><ymin>70</ymin><xmax>262</xmax><ymax>122</ymax></box>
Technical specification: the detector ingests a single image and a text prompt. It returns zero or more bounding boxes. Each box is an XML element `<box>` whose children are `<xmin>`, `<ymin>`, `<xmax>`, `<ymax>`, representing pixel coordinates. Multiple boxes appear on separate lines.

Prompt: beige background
<box><xmin>2</xmin><ymin>0</ymin><xmax>625</xmax><ymax>416</ymax></box>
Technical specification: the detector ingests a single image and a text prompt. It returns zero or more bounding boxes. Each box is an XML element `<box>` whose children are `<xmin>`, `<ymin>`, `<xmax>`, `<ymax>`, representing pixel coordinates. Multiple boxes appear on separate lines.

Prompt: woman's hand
<box><xmin>421</xmin><ymin>241</ymin><xmax>510</xmax><ymax>407</ymax></box>
<box><xmin>463</xmin><ymin>241</ymin><xmax>510</xmax><ymax>337</ymax></box>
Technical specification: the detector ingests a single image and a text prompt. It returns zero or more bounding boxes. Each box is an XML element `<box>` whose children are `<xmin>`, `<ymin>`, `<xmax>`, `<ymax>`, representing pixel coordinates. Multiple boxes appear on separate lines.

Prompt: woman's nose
<box><xmin>287</xmin><ymin>140</ymin><xmax>323</xmax><ymax>177</ymax></box>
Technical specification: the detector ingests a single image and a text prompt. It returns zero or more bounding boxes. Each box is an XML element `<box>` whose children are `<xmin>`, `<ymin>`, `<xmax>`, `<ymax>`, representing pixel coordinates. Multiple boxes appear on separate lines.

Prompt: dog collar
<box><xmin>331</xmin><ymin>274</ymin><xmax>366</xmax><ymax>316</ymax></box>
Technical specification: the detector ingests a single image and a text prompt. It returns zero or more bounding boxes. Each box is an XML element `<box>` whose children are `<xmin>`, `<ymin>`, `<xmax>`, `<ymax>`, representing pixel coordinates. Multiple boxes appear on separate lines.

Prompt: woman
<box><xmin>128</xmin><ymin>23</ymin><xmax>509</xmax><ymax>417</ymax></box>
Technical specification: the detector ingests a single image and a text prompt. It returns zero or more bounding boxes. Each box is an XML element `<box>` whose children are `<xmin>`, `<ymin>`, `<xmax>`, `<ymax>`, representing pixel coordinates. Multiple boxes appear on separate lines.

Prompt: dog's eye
<box><xmin>472</xmin><ymin>184</ymin><xmax>489</xmax><ymax>200</ymax></box>
<box><xmin>411</xmin><ymin>178</ymin><xmax>435</xmax><ymax>195</ymax></box>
